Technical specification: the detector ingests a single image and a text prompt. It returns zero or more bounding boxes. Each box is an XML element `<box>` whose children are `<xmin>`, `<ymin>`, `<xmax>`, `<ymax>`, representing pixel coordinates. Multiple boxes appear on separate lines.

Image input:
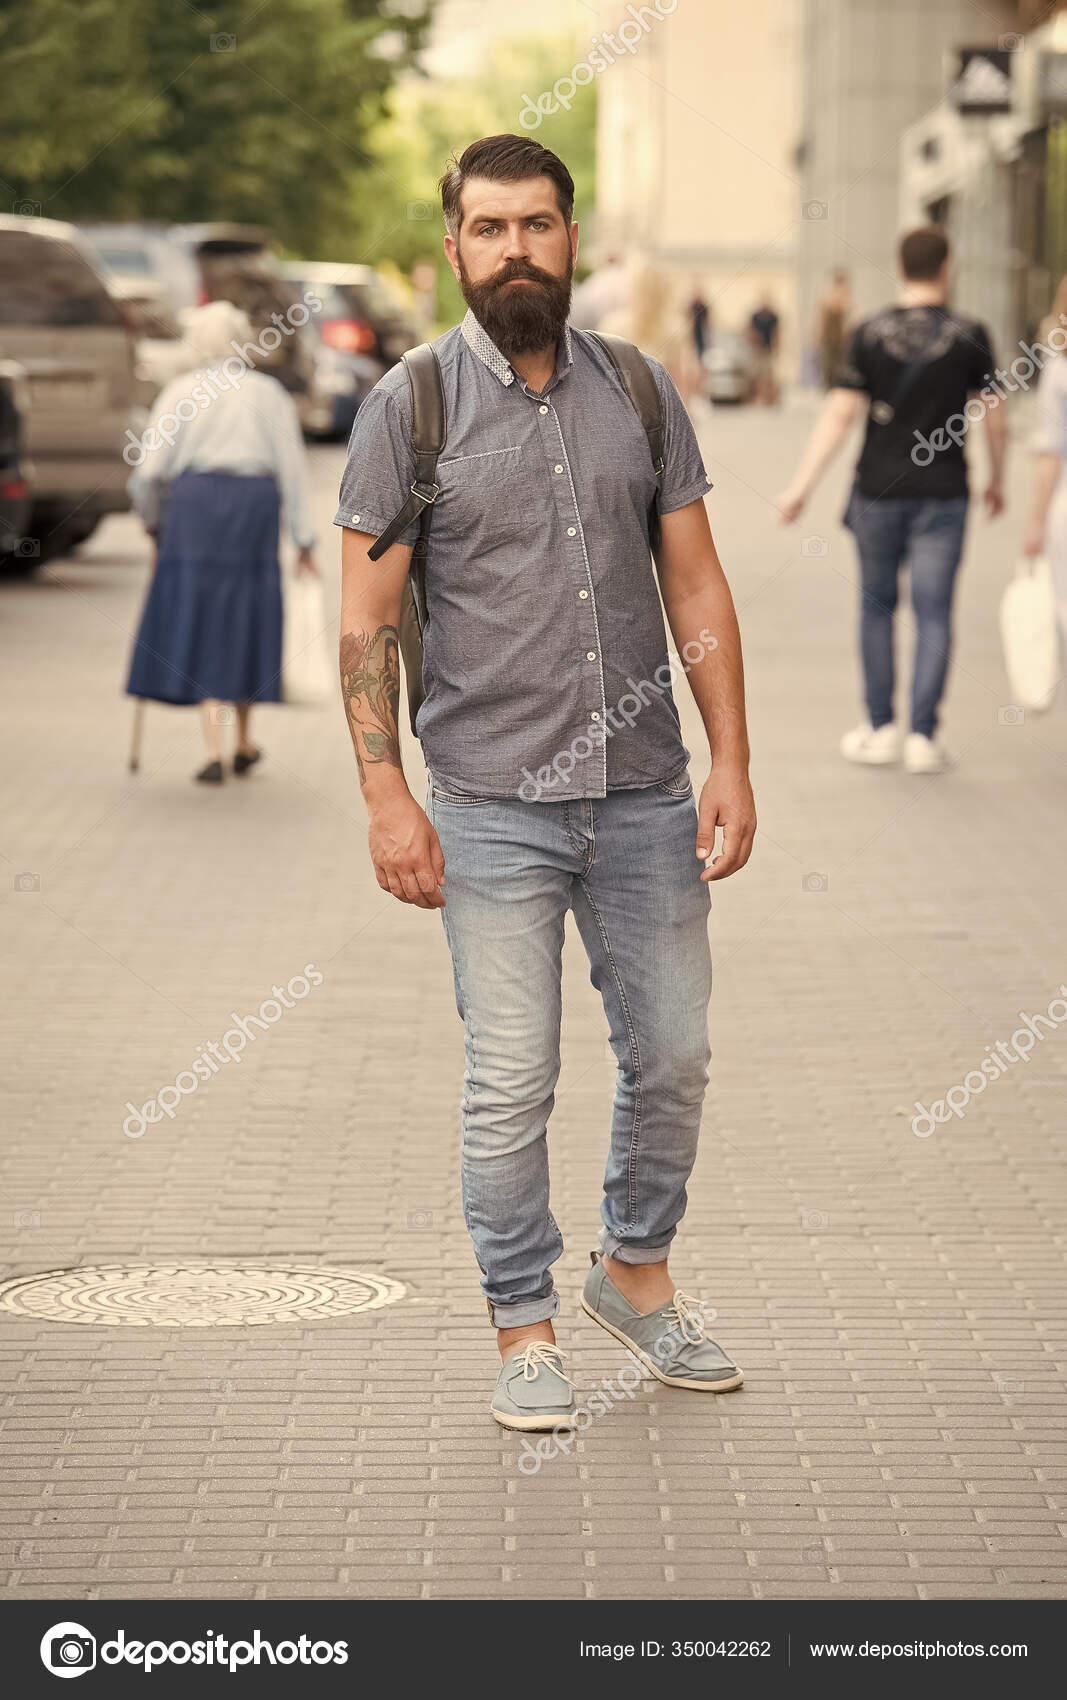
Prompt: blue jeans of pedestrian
<box><xmin>846</xmin><ymin>494</ymin><xmax>969</xmax><ymax>738</ymax></box>
<box><xmin>427</xmin><ymin>773</ymin><xmax>713</xmax><ymax>1328</ymax></box>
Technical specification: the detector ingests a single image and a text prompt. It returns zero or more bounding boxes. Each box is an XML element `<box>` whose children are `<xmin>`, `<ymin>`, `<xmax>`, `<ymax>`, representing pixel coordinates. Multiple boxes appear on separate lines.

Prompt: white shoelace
<box><xmin>661</xmin><ymin>1290</ymin><xmax>709</xmax><ymax>1345</ymax></box>
<box><xmin>513</xmin><ymin>1341</ymin><xmax>575</xmax><ymax>1386</ymax></box>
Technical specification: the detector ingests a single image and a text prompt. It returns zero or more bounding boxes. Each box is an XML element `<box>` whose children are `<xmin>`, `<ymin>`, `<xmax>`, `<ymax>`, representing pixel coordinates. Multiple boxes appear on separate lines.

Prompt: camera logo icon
<box><xmin>41</xmin><ymin>1622</ymin><xmax>96</xmax><ymax>1678</ymax></box>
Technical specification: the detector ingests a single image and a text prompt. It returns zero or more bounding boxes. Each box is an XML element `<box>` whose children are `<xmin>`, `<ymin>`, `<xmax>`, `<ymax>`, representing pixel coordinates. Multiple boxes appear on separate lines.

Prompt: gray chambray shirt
<box><xmin>333</xmin><ymin>308</ymin><xmax>713</xmax><ymax>800</ymax></box>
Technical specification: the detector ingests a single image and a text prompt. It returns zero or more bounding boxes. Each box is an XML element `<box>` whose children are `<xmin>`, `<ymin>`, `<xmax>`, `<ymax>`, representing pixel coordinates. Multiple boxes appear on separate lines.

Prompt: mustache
<box><xmin>489</xmin><ymin>262</ymin><xmax>560</xmax><ymax>290</ymax></box>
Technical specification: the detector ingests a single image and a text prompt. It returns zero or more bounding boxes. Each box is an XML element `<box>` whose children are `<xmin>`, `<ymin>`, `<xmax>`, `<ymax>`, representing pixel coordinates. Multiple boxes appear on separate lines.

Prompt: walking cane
<box><xmin>128</xmin><ymin>699</ymin><xmax>146</xmax><ymax>772</ymax></box>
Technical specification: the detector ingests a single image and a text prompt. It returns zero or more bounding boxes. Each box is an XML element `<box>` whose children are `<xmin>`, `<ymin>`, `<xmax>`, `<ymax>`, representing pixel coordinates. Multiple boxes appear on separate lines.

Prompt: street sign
<box><xmin>950</xmin><ymin>47</ymin><xmax>1013</xmax><ymax>116</ymax></box>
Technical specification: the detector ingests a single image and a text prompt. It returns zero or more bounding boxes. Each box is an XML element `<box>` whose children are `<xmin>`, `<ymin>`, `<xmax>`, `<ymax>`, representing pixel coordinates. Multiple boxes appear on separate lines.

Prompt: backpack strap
<box><xmin>587</xmin><ymin>330</ymin><xmax>665</xmax><ymax>481</ymax></box>
<box><xmin>366</xmin><ymin>343</ymin><xmax>445</xmax><ymax>562</ymax></box>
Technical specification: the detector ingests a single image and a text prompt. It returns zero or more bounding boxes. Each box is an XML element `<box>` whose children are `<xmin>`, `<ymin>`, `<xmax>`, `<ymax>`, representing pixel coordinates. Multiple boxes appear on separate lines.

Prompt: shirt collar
<box><xmin>461</xmin><ymin>308</ymin><xmax>574</xmax><ymax>390</ymax></box>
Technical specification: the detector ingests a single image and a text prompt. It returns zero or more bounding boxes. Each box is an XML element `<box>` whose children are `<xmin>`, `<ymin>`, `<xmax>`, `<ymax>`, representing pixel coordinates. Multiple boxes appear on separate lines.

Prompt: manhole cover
<box><xmin>0</xmin><ymin>1262</ymin><xmax>406</xmax><ymax>1327</ymax></box>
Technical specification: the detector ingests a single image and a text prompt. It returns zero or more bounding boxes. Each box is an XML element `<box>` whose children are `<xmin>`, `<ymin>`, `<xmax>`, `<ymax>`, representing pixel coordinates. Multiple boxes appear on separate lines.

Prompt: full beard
<box><xmin>456</xmin><ymin>251</ymin><xmax>573</xmax><ymax>359</ymax></box>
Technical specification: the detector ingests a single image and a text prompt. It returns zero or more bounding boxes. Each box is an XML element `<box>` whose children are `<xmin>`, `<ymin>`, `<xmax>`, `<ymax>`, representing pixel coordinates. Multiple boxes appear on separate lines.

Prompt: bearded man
<box><xmin>335</xmin><ymin>134</ymin><xmax>755</xmax><ymax>1432</ymax></box>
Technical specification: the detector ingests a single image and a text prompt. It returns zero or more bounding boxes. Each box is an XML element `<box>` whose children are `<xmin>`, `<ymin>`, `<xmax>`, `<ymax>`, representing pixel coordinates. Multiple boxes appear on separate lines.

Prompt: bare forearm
<box><xmin>339</xmin><ymin>529</ymin><xmax>414</xmax><ymax>800</ymax></box>
<box><xmin>784</xmin><ymin>389</ymin><xmax>859</xmax><ymax>500</ymax></box>
<box><xmin>339</xmin><ymin>623</ymin><xmax>406</xmax><ymax>790</ymax></box>
<box><xmin>985</xmin><ymin>406</ymin><xmax>1008</xmax><ymax>485</ymax></box>
<box><xmin>662</xmin><ymin>573</ymin><xmax>750</xmax><ymax>772</ymax></box>
<box><xmin>1029</xmin><ymin>452</ymin><xmax>1061</xmax><ymax>532</ymax></box>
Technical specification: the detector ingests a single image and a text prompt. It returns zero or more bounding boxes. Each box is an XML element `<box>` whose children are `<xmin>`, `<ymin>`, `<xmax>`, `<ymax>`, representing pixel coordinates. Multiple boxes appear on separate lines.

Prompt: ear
<box><xmin>443</xmin><ymin>234</ymin><xmax>462</xmax><ymax>284</ymax></box>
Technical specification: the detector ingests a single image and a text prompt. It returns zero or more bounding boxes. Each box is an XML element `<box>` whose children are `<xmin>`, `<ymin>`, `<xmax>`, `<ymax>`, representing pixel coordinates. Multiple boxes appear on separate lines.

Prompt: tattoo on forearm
<box><xmin>340</xmin><ymin>625</ymin><xmax>402</xmax><ymax>782</ymax></box>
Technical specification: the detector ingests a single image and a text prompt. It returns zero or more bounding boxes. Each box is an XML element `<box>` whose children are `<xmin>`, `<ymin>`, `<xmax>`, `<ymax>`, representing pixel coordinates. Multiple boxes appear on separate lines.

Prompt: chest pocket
<box><xmin>435</xmin><ymin>444</ymin><xmax>541</xmax><ymax>547</ymax></box>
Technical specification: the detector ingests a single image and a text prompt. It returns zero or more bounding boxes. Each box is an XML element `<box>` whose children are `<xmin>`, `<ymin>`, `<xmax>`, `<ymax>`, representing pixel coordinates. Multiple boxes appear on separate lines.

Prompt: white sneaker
<box><xmin>903</xmin><ymin>732</ymin><xmax>950</xmax><ymax>773</ymax></box>
<box><xmin>839</xmin><ymin>722</ymin><xmax>901</xmax><ymax>765</ymax></box>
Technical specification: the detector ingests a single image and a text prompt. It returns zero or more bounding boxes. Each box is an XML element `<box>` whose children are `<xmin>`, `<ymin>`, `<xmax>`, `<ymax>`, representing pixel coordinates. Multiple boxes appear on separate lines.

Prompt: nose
<box><xmin>500</xmin><ymin>225</ymin><xmax>534</xmax><ymax>263</ymax></box>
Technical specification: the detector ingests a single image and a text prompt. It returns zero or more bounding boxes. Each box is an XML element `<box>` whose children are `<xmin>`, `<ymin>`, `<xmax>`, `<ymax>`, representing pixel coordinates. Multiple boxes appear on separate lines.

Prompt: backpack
<box><xmin>366</xmin><ymin>333</ymin><xmax>666</xmax><ymax>736</ymax></box>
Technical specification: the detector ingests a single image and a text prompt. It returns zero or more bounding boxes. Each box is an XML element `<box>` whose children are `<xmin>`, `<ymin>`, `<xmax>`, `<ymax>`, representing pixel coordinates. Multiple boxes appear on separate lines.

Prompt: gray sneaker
<box><xmin>490</xmin><ymin>1341</ymin><xmax>577</xmax><ymax>1431</ymax></box>
<box><xmin>581</xmin><ymin>1253</ymin><xmax>743</xmax><ymax>1391</ymax></box>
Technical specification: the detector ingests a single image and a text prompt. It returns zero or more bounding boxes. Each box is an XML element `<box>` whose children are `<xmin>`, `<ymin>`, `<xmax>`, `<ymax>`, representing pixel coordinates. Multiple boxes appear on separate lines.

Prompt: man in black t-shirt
<box><xmin>777</xmin><ymin>227</ymin><xmax>1006</xmax><ymax>772</ymax></box>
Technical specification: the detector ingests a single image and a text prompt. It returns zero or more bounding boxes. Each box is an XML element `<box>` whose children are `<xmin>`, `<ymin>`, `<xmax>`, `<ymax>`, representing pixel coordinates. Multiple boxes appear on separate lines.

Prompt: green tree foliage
<box><xmin>0</xmin><ymin>0</ymin><xmax>432</xmax><ymax>252</ymax></box>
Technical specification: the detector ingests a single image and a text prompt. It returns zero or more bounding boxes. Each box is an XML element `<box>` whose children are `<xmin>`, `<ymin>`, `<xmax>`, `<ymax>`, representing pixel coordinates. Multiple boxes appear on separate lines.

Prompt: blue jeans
<box><xmin>427</xmin><ymin>773</ymin><xmax>713</xmax><ymax>1328</ymax></box>
<box><xmin>846</xmin><ymin>494</ymin><xmax>969</xmax><ymax>738</ymax></box>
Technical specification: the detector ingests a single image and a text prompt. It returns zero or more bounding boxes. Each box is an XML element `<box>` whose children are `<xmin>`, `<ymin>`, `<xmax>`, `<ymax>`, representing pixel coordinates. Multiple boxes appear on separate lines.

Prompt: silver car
<box><xmin>0</xmin><ymin>215</ymin><xmax>138</xmax><ymax>563</ymax></box>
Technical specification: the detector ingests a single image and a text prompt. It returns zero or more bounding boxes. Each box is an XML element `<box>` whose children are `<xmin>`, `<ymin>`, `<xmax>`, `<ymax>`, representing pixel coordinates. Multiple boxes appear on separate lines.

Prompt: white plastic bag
<box><xmin>999</xmin><ymin>557</ymin><xmax>1059</xmax><ymax>712</ymax></box>
<box><xmin>283</xmin><ymin>571</ymin><xmax>334</xmax><ymax>705</ymax></box>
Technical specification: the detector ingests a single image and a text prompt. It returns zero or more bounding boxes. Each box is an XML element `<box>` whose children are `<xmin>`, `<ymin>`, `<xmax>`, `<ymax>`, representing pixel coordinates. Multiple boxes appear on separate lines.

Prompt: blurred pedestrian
<box><xmin>1022</xmin><ymin>275</ymin><xmax>1067</xmax><ymax>651</ymax></box>
<box><xmin>126</xmin><ymin>300</ymin><xmax>318</xmax><ymax>784</ymax></box>
<box><xmin>688</xmin><ymin>284</ymin><xmax>710</xmax><ymax>361</ymax></box>
<box><xmin>747</xmin><ymin>295</ymin><xmax>780</xmax><ymax>404</ymax></box>
<box><xmin>816</xmin><ymin>267</ymin><xmax>852</xmax><ymax>389</ymax></box>
<box><xmin>601</xmin><ymin>261</ymin><xmax>697</xmax><ymax>402</ymax></box>
<box><xmin>568</xmin><ymin>251</ymin><xmax>627</xmax><ymax>330</ymax></box>
<box><xmin>777</xmin><ymin>227</ymin><xmax>1006</xmax><ymax>773</ymax></box>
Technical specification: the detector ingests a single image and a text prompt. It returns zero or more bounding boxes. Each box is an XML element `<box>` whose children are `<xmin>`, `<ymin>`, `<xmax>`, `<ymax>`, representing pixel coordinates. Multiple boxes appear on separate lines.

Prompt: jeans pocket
<box><xmin>654</xmin><ymin>770</ymin><xmax>694</xmax><ymax>799</ymax></box>
<box><xmin>430</xmin><ymin>784</ymin><xmax>499</xmax><ymax>806</ymax></box>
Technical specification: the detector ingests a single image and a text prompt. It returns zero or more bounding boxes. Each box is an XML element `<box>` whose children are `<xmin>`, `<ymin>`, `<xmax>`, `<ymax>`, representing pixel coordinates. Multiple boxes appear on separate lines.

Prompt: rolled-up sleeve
<box><xmin>333</xmin><ymin>385</ymin><xmax>418</xmax><ymax>541</ymax></box>
<box><xmin>645</xmin><ymin>356</ymin><xmax>714</xmax><ymax>512</ymax></box>
<box><xmin>1033</xmin><ymin>358</ymin><xmax>1067</xmax><ymax>457</ymax></box>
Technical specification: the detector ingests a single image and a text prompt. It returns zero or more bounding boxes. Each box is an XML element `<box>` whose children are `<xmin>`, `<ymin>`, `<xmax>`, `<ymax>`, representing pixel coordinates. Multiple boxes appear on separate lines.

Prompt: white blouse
<box><xmin>128</xmin><ymin>364</ymin><xmax>316</xmax><ymax>548</ymax></box>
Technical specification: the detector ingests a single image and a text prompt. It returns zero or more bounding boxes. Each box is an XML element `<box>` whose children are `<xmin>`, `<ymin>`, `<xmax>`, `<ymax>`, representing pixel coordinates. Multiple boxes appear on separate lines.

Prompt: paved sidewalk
<box><xmin>1</xmin><ymin>401</ymin><xmax>1065</xmax><ymax>1601</ymax></box>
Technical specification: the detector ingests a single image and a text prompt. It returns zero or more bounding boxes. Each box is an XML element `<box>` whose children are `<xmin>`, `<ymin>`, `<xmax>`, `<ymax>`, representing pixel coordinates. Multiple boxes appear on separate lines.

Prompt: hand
<box><xmin>696</xmin><ymin>766</ymin><xmax>756</xmax><ymax>882</ymax></box>
<box><xmin>367</xmin><ymin>786</ymin><xmax>446</xmax><ymax>909</ymax></box>
<box><xmin>296</xmin><ymin>546</ymin><xmax>319</xmax><ymax>577</ymax></box>
<box><xmin>984</xmin><ymin>482</ymin><xmax>1005</xmax><ymax>519</ymax></box>
<box><xmin>1022</xmin><ymin>518</ymin><xmax>1046</xmax><ymax>558</ymax></box>
<box><xmin>776</xmin><ymin>487</ymin><xmax>806</xmax><ymax>525</ymax></box>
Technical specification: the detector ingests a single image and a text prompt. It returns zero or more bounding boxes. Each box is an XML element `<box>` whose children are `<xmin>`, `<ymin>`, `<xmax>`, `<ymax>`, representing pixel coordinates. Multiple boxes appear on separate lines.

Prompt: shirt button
<box><xmin>538</xmin><ymin>404</ymin><xmax>549</xmax><ymax>414</ymax></box>
<box><xmin>554</xmin><ymin>464</ymin><xmax>564</xmax><ymax>474</ymax></box>
<box><xmin>578</xmin><ymin>589</ymin><xmax>588</xmax><ymax>599</ymax></box>
<box><xmin>590</xmin><ymin>711</ymin><xmax>600</xmax><ymax>721</ymax></box>
<box><xmin>567</xmin><ymin>526</ymin><xmax>577</xmax><ymax>537</ymax></box>
<box><xmin>352</xmin><ymin>513</ymin><xmax>361</xmax><ymax>523</ymax></box>
<box><xmin>586</xmin><ymin>651</ymin><xmax>596</xmax><ymax>661</ymax></box>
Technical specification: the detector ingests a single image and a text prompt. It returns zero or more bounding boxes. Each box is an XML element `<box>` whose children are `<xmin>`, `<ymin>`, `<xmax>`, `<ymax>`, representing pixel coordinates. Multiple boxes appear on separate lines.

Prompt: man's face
<box><xmin>445</xmin><ymin>174</ymin><xmax>578</xmax><ymax>358</ymax></box>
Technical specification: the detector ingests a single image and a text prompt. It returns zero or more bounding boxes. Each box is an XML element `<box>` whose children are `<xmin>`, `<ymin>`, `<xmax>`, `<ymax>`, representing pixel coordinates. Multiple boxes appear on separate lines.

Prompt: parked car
<box><xmin>172</xmin><ymin>224</ymin><xmax>315</xmax><ymax>403</ymax></box>
<box><xmin>702</xmin><ymin>329</ymin><xmax>756</xmax><ymax>405</ymax></box>
<box><xmin>0</xmin><ymin>360</ymin><xmax>31</xmax><ymax>565</ymax></box>
<box><xmin>0</xmin><ymin>215</ymin><xmax>138</xmax><ymax>563</ymax></box>
<box><xmin>279</xmin><ymin>262</ymin><xmax>405</xmax><ymax>437</ymax></box>
<box><xmin>82</xmin><ymin>220</ymin><xmax>317</xmax><ymax>413</ymax></box>
<box><xmin>78</xmin><ymin>222</ymin><xmax>201</xmax><ymax>320</ymax></box>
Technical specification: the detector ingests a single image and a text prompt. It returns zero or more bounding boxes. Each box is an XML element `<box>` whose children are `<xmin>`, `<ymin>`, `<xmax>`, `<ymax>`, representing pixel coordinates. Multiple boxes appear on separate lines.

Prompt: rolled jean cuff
<box><xmin>599</xmin><ymin>1230</ymin><xmax>673</xmax><ymax>1265</ymax></box>
<box><xmin>486</xmin><ymin>1290</ymin><xmax>560</xmax><ymax>1329</ymax></box>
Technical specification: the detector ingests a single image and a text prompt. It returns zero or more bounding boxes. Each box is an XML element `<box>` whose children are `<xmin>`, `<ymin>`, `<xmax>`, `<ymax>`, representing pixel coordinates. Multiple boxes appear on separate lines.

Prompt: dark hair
<box><xmin>899</xmin><ymin>226</ymin><xmax>950</xmax><ymax>281</ymax></box>
<box><xmin>439</xmin><ymin>134</ymin><xmax>575</xmax><ymax>239</ymax></box>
